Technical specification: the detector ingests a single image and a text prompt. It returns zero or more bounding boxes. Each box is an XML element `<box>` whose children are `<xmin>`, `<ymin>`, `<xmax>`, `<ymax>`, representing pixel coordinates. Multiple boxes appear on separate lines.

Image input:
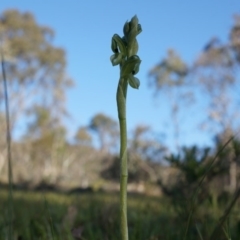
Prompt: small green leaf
<box><xmin>110</xmin><ymin>53</ymin><xmax>123</xmax><ymax>66</ymax></box>
<box><xmin>128</xmin><ymin>75</ymin><xmax>140</xmax><ymax>89</ymax></box>
<box><xmin>120</xmin><ymin>55</ymin><xmax>141</xmax><ymax>77</ymax></box>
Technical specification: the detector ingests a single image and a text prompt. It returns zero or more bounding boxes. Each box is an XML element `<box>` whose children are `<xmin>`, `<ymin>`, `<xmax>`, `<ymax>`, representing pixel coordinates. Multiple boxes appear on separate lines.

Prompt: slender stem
<box><xmin>209</xmin><ymin>188</ymin><xmax>240</xmax><ymax>240</ymax></box>
<box><xmin>1</xmin><ymin>43</ymin><xmax>14</xmax><ymax>240</ymax></box>
<box><xmin>117</xmin><ymin>78</ymin><xmax>128</xmax><ymax>240</ymax></box>
<box><xmin>112</xmin><ymin>15</ymin><xmax>142</xmax><ymax>240</ymax></box>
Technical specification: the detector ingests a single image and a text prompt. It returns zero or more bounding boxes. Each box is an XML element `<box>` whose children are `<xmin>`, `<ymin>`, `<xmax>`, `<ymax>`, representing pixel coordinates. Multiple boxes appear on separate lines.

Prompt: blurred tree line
<box><xmin>148</xmin><ymin>14</ymin><xmax>240</xmax><ymax>201</ymax></box>
<box><xmin>0</xmin><ymin>9</ymin><xmax>239</xmax><ymax>207</ymax></box>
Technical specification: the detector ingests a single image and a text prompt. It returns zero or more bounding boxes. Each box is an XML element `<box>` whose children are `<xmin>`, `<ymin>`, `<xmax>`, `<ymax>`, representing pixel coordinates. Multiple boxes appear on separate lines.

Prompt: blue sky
<box><xmin>0</xmin><ymin>1</ymin><xmax>239</xmax><ymax>151</ymax></box>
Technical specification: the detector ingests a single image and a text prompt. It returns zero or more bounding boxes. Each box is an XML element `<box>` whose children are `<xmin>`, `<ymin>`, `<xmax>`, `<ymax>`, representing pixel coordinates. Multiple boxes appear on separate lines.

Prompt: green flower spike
<box><xmin>110</xmin><ymin>15</ymin><xmax>142</xmax><ymax>240</ymax></box>
<box><xmin>123</xmin><ymin>15</ymin><xmax>142</xmax><ymax>57</ymax></box>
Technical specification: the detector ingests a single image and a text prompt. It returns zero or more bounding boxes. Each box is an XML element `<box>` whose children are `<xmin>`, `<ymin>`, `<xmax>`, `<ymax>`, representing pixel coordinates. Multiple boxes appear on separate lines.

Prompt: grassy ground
<box><xmin>0</xmin><ymin>189</ymin><xmax>239</xmax><ymax>240</ymax></box>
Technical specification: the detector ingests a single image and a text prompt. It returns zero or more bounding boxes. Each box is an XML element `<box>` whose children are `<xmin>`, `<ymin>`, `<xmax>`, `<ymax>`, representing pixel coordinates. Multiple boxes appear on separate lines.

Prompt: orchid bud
<box><xmin>130</xmin><ymin>15</ymin><xmax>139</xmax><ymax>29</ymax></box>
<box><xmin>123</xmin><ymin>21</ymin><xmax>130</xmax><ymax>38</ymax></box>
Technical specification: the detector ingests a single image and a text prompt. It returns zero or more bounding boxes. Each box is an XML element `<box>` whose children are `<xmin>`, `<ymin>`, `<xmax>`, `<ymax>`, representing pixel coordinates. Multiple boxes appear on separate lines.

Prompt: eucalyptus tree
<box><xmin>0</xmin><ymin>10</ymin><xmax>73</xmax><ymax>134</ymax></box>
<box><xmin>75</xmin><ymin>126</ymin><xmax>92</xmax><ymax>147</ymax></box>
<box><xmin>130</xmin><ymin>124</ymin><xmax>166</xmax><ymax>162</ymax></box>
<box><xmin>89</xmin><ymin>113</ymin><xmax>118</xmax><ymax>152</ymax></box>
<box><xmin>149</xmin><ymin>49</ymin><xmax>189</xmax><ymax>151</ymax></box>
<box><xmin>149</xmin><ymin>15</ymin><xmax>240</xmax><ymax>149</ymax></box>
<box><xmin>24</xmin><ymin>105</ymin><xmax>66</xmax><ymax>164</ymax></box>
<box><xmin>149</xmin><ymin>15</ymin><xmax>240</xmax><ymax>194</ymax></box>
<box><xmin>192</xmin><ymin>16</ymin><xmax>240</xmax><ymax>193</ymax></box>
<box><xmin>192</xmin><ymin>15</ymin><xmax>240</xmax><ymax>134</ymax></box>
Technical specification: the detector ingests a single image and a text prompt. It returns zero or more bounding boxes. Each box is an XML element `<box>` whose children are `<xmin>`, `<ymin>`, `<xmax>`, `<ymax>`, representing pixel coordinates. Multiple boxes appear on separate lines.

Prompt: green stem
<box><xmin>112</xmin><ymin>15</ymin><xmax>142</xmax><ymax>240</ymax></box>
<box><xmin>1</xmin><ymin>43</ymin><xmax>13</xmax><ymax>240</ymax></box>
<box><xmin>117</xmin><ymin>78</ymin><xmax>128</xmax><ymax>240</ymax></box>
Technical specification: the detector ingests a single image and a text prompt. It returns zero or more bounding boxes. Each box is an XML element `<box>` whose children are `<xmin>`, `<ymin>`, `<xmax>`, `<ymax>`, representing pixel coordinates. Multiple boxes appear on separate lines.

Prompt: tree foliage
<box><xmin>129</xmin><ymin>124</ymin><xmax>166</xmax><ymax>162</ymax></box>
<box><xmin>149</xmin><ymin>15</ymin><xmax>240</xmax><ymax>146</ymax></box>
<box><xmin>89</xmin><ymin>113</ymin><xmax>118</xmax><ymax>151</ymax></box>
<box><xmin>149</xmin><ymin>49</ymin><xmax>188</xmax><ymax>91</ymax></box>
<box><xmin>0</xmin><ymin>9</ymin><xmax>73</xmax><ymax>132</ymax></box>
<box><xmin>159</xmin><ymin>145</ymin><xmax>229</xmax><ymax>214</ymax></box>
<box><xmin>75</xmin><ymin>127</ymin><xmax>92</xmax><ymax>147</ymax></box>
<box><xmin>148</xmin><ymin>49</ymin><xmax>191</xmax><ymax>150</ymax></box>
<box><xmin>192</xmin><ymin>15</ymin><xmax>240</xmax><ymax>132</ymax></box>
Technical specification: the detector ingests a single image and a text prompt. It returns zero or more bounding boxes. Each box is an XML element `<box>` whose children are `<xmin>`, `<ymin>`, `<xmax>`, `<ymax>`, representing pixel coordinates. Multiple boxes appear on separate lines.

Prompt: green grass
<box><xmin>0</xmin><ymin>189</ymin><xmax>240</xmax><ymax>240</ymax></box>
<box><xmin>0</xmin><ymin>189</ymin><xmax>170</xmax><ymax>240</ymax></box>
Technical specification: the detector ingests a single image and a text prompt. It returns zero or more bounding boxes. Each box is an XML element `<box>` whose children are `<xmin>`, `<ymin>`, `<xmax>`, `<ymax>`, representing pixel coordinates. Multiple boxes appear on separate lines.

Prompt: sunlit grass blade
<box><xmin>183</xmin><ymin>133</ymin><xmax>239</xmax><ymax>240</ymax></box>
<box><xmin>0</xmin><ymin>40</ymin><xmax>14</xmax><ymax>240</ymax></box>
<box><xmin>43</xmin><ymin>194</ymin><xmax>56</xmax><ymax>240</ymax></box>
<box><xmin>209</xmin><ymin>188</ymin><xmax>239</xmax><ymax>240</ymax></box>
